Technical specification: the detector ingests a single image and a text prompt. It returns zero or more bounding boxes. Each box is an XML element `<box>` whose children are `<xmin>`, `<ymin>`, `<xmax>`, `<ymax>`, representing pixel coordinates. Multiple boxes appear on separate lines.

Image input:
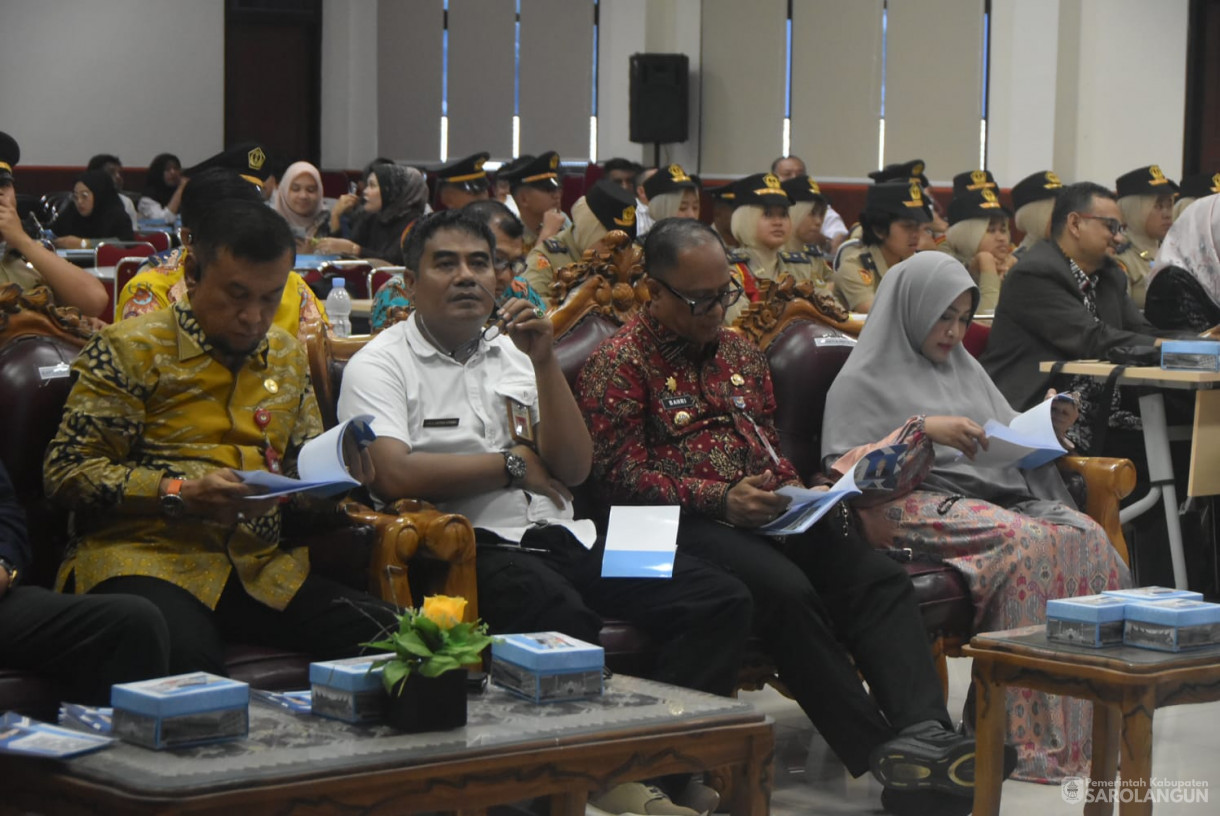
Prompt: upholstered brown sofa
<box><xmin>0</xmin><ymin>284</ymin><xmax>476</xmax><ymax>719</ymax></box>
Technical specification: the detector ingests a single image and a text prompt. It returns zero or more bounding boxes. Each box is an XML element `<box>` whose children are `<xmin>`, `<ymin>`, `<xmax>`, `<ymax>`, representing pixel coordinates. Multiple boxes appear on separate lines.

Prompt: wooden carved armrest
<box><xmin>1056</xmin><ymin>455</ymin><xmax>1137</xmax><ymax>567</ymax></box>
<box><xmin>342</xmin><ymin>499</ymin><xmax>479</xmax><ymax>621</ymax></box>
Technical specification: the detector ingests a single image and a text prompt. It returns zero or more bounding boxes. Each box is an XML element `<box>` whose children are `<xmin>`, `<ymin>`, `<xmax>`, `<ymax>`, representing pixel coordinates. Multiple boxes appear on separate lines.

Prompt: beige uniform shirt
<box><xmin>0</xmin><ymin>249</ymin><xmax>45</xmax><ymax>291</ymax></box>
<box><xmin>1115</xmin><ymin>234</ymin><xmax>1157</xmax><ymax>309</ymax></box>
<box><xmin>724</xmin><ymin>247</ymin><xmax>833</xmax><ymax>326</ymax></box>
<box><xmin>833</xmin><ymin>245</ymin><xmax>890</xmax><ymax>311</ymax></box>
<box><xmin>522</xmin><ymin>226</ymin><xmax>582</xmax><ymax>304</ymax></box>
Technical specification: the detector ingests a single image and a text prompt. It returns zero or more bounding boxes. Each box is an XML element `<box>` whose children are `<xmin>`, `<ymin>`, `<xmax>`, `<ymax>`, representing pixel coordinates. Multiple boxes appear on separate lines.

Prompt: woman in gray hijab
<box><xmin>821</xmin><ymin>252</ymin><xmax>1129</xmax><ymax>784</ymax></box>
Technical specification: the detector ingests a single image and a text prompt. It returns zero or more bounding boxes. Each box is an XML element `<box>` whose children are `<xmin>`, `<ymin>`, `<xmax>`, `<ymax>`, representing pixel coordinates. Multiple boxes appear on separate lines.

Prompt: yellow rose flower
<box><xmin>421</xmin><ymin>595</ymin><xmax>467</xmax><ymax>628</ymax></box>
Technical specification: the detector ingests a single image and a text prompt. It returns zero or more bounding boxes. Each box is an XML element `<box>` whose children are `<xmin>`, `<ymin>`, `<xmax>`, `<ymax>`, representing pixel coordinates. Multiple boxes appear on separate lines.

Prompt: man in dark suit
<box><xmin>981</xmin><ymin>182</ymin><xmax>1169</xmax><ymax>429</ymax></box>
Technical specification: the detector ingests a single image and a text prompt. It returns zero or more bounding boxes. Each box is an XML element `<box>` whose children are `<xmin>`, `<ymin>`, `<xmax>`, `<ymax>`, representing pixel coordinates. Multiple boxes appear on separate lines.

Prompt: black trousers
<box><xmin>675</xmin><ymin>515</ymin><xmax>950</xmax><ymax>777</ymax></box>
<box><xmin>474</xmin><ymin>526</ymin><xmax>753</xmax><ymax>697</ymax></box>
<box><xmin>0</xmin><ymin>586</ymin><xmax>171</xmax><ymax>705</ymax></box>
<box><xmin>91</xmin><ymin>574</ymin><xmax>398</xmax><ymax>677</ymax></box>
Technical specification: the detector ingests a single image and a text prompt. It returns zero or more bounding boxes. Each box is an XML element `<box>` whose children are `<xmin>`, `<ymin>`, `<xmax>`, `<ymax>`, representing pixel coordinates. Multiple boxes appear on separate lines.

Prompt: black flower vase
<box><xmin>387</xmin><ymin>670</ymin><xmax>467</xmax><ymax>733</ymax></box>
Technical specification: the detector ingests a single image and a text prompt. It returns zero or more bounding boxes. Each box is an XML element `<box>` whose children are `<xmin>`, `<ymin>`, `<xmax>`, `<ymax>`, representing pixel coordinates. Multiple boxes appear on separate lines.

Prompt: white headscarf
<box><xmin>821</xmin><ymin>252</ymin><xmax>1076</xmax><ymax>512</ymax></box>
<box><xmin>1150</xmin><ymin>193</ymin><xmax>1220</xmax><ymax>309</ymax></box>
<box><xmin>272</xmin><ymin>161</ymin><xmax>325</xmax><ymax>232</ymax></box>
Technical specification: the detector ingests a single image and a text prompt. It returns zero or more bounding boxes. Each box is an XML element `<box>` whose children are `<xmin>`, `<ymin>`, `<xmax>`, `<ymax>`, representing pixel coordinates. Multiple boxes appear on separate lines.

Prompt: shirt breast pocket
<box><xmin>493</xmin><ymin>377</ymin><xmax>538</xmax><ymax>446</ymax></box>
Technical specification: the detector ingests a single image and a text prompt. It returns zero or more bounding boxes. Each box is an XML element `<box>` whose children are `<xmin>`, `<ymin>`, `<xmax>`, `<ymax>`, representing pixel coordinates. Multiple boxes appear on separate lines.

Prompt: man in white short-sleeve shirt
<box><xmin>337</xmin><ymin>209</ymin><xmax>751</xmax><ymax>705</ymax></box>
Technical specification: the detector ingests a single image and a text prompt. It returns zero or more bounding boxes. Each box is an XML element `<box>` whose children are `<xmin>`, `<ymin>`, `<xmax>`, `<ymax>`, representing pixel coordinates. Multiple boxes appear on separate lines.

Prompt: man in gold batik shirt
<box><xmin>45</xmin><ymin>200</ymin><xmax>388</xmax><ymax>676</ymax></box>
<box><xmin>116</xmin><ymin>168</ymin><xmax>327</xmax><ymax>341</ymax></box>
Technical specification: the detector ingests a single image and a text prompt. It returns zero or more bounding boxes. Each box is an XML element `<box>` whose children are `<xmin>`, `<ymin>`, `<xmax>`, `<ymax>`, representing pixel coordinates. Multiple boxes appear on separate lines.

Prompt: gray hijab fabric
<box><xmin>821</xmin><ymin>252</ymin><xmax>1078</xmax><ymax>517</ymax></box>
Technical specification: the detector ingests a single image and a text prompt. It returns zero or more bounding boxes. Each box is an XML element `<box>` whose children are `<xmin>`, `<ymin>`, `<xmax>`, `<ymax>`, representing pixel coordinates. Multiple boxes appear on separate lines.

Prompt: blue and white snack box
<box><xmin>1046</xmin><ymin>594</ymin><xmax>1129</xmax><ymax>647</ymax></box>
<box><xmin>1161</xmin><ymin>340</ymin><xmax>1220</xmax><ymax>372</ymax></box>
<box><xmin>110</xmin><ymin>672</ymin><xmax>249</xmax><ymax>749</ymax></box>
<box><xmin>1103</xmin><ymin>586</ymin><xmax>1204</xmax><ymax>603</ymax></box>
<box><xmin>309</xmin><ymin>654</ymin><xmax>390</xmax><ymax>723</ymax></box>
<box><xmin>490</xmin><ymin>632</ymin><xmax>604</xmax><ymax>702</ymax></box>
<box><xmin>1123</xmin><ymin>599</ymin><xmax>1220</xmax><ymax>652</ymax></box>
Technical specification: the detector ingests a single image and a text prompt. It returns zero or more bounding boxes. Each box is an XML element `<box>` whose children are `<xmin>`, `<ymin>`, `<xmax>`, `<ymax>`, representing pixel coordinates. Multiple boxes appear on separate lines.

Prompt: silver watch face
<box><xmin>160</xmin><ymin>493</ymin><xmax>186</xmax><ymax>519</ymax></box>
<box><xmin>504</xmin><ymin>452</ymin><xmax>527</xmax><ymax>481</ymax></box>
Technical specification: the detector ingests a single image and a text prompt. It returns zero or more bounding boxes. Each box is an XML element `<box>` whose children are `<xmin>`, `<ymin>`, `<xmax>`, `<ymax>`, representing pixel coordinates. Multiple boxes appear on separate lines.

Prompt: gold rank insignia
<box><xmin>807</xmin><ymin>178</ymin><xmax>821</xmax><ymax>195</ymax></box>
<box><xmin>1045</xmin><ymin>171</ymin><xmax>1063</xmax><ymax>188</ymax></box>
<box><xmin>731</xmin><ymin>373</ymin><xmax>745</xmax><ymax>386</ymax></box>
<box><xmin>1149</xmin><ymin>165</ymin><xmax>1169</xmax><ymax>185</ymax></box>
<box><xmin>666</xmin><ymin>376</ymin><xmax>677</xmax><ymax>392</ymax></box>
<box><xmin>263</xmin><ymin>378</ymin><xmax>279</xmax><ymax>394</ymax></box>
<box><xmin>674</xmin><ymin>411</ymin><xmax>691</xmax><ymax>427</ymax></box>
<box><xmin>614</xmin><ymin>207</ymin><xmax>636</xmax><ymax>227</ymax></box>
<box><xmin>668</xmin><ymin>164</ymin><xmax>691</xmax><ymax>183</ymax></box>
<box><xmin>475</xmin><ymin>156</ymin><xmax>486</xmax><ymax>171</ymax></box>
<box><xmin>904</xmin><ymin>181</ymin><xmax>924</xmax><ymax>207</ymax></box>
<box><xmin>912</xmin><ymin>161</ymin><xmax>925</xmax><ymax>176</ymax></box>
<box><xmin>248</xmin><ymin>146</ymin><xmax>266</xmax><ymax>172</ymax></box>
<box><xmin>981</xmin><ymin>188</ymin><xmax>1001</xmax><ymax>208</ymax></box>
<box><xmin>1212</xmin><ymin>173</ymin><xmax>1220</xmax><ymax>193</ymax></box>
<box><xmin>549</xmin><ymin>153</ymin><xmax>560</xmax><ymax>170</ymax></box>
<box><xmin>969</xmin><ymin>169</ymin><xmax>993</xmax><ymax>190</ymax></box>
<box><xmin>763</xmin><ymin>174</ymin><xmax>782</xmax><ymax>189</ymax></box>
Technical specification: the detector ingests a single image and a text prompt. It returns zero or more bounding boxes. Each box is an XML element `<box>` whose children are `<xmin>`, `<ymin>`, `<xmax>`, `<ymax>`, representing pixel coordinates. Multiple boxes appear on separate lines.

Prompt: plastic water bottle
<box><xmin>326</xmin><ymin>277</ymin><xmax>352</xmax><ymax>338</ymax></box>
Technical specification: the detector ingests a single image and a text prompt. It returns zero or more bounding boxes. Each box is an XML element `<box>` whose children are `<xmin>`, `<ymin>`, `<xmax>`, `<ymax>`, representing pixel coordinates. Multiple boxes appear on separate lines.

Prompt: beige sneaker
<box><xmin>674</xmin><ymin>779</ymin><xmax>721</xmax><ymax>816</ymax></box>
<box><xmin>586</xmin><ymin>783</ymin><xmax>701</xmax><ymax>816</ymax></box>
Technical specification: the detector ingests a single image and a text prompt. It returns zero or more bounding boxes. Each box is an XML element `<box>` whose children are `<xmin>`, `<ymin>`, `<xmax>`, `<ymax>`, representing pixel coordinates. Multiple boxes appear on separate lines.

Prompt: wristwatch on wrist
<box><xmin>0</xmin><ymin>557</ymin><xmax>18</xmax><ymax>587</ymax></box>
<box><xmin>501</xmin><ymin>450</ymin><xmax>527</xmax><ymax>489</ymax></box>
<box><xmin>160</xmin><ymin>478</ymin><xmax>186</xmax><ymax>519</ymax></box>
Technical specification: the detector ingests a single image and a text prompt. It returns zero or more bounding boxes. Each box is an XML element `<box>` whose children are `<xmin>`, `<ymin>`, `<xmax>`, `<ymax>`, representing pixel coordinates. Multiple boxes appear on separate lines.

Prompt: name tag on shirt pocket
<box><xmin>422</xmin><ymin>418</ymin><xmax>460</xmax><ymax>428</ymax></box>
<box><xmin>661</xmin><ymin>395</ymin><xmax>694</xmax><ymax>410</ymax></box>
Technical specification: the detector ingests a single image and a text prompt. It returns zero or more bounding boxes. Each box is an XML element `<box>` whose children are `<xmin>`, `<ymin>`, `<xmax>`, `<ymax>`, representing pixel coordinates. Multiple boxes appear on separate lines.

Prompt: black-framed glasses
<box><xmin>1077</xmin><ymin>214</ymin><xmax>1126</xmax><ymax>236</ymax></box>
<box><xmin>654</xmin><ymin>277</ymin><xmax>744</xmax><ymax>316</ymax></box>
<box><xmin>494</xmin><ymin>255</ymin><xmax>527</xmax><ymax>276</ymax></box>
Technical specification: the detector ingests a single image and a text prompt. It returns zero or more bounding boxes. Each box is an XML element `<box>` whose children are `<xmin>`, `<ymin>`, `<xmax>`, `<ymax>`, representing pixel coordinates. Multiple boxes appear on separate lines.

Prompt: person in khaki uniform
<box><xmin>939</xmin><ymin>185</ymin><xmax>1014</xmax><ymax>313</ymax></box>
<box><xmin>501</xmin><ymin>152</ymin><xmax>568</xmax><ymax>254</ymax></box>
<box><xmin>722</xmin><ymin>173</ymin><xmax>828</xmax><ymax>325</ymax></box>
<box><xmin>1173</xmin><ymin>172</ymin><xmax>1220</xmax><ymax>221</ymax></box>
<box><xmin>433</xmin><ymin>152</ymin><xmax>491</xmax><ymax>211</ymax></box>
<box><xmin>0</xmin><ymin>131</ymin><xmax>109</xmax><ymax>316</ymax></box>
<box><xmin>522</xmin><ymin>178</ymin><xmax>636</xmax><ymax>304</ymax></box>
<box><xmin>781</xmin><ymin>174</ymin><xmax>835</xmax><ymax>287</ymax></box>
<box><xmin>1114</xmin><ymin>165</ymin><xmax>1177</xmax><ymax>309</ymax></box>
<box><xmin>834</xmin><ymin>158</ymin><xmax>945</xmax><ymax>270</ymax></box>
<box><xmin>641</xmin><ymin>163</ymin><xmax>700</xmax><ymax>223</ymax></box>
<box><xmin>834</xmin><ymin>181</ymin><xmax>931</xmax><ymax>313</ymax></box>
<box><xmin>1011</xmin><ymin>170</ymin><xmax>1063</xmax><ymax>259</ymax></box>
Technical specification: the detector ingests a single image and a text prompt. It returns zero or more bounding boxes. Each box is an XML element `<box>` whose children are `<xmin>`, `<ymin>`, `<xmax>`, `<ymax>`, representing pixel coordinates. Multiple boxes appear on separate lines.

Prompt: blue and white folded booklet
<box><xmin>236</xmin><ymin>414</ymin><xmax>376</xmax><ymax>497</ymax></box>
<box><xmin>0</xmin><ymin>711</ymin><xmax>114</xmax><ymax>758</ymax></box>
<box><xmin>758</xmin><ymin>444</ymin><xmax>909</xmax><ymax>536</ymax></box>
<box><xmin>960</xmin><ymin>396</ymin><xmax>1070</xmax><ymax>470</ymax></box>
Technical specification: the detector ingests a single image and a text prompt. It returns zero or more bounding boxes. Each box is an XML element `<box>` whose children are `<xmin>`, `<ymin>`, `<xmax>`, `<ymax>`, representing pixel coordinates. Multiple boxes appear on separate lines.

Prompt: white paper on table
<box><xmin>601</xmin><ymin>505</ymin><xmax>680</xmax><ymax>578</ymax></box>
<box><xmin>964</xmin><ymin>398</ymin><xmax>1066</xmax><ymax>470</ymax></box>
<box><xmin>235</xmin><ymin>414</ymin><xmax>375</xmax><ymax>497</ymax></box>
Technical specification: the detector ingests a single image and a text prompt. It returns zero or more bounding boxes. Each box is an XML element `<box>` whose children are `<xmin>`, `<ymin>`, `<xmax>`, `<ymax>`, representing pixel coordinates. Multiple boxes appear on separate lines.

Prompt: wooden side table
<box><xmin>964</xmin><ymin>625</ymin><xmax>1220</xmax><ymax>816</ymax></box>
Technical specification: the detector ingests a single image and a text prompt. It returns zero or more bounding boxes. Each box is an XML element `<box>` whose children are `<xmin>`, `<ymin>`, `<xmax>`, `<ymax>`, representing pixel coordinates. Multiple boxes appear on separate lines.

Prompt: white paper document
<box><xmin>235</xmin><ymin>415</ymin><xmax>376</xmax><ymax>497</ymax></box>
<box><xmin>757</xmin><ymin>444</ymin><xmax>908</xmax><ymax>536</ymax></box>
<box><xmin>601</xmin><ymin>505</ymin><xmax>680</xmax><ymax>578</ymax></box>
<box><xmin>965</xmin><ymin>398</ymin><xmax>1067</xmax><ymax>470</ymax></box>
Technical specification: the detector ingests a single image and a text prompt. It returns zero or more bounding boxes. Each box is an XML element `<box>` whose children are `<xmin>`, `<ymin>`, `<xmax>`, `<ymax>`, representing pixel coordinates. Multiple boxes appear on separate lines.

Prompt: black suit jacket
<box><xmin>980</xmin><ymin>239</ymin><xmax>1161</xmax><ymax>410</ymax></box>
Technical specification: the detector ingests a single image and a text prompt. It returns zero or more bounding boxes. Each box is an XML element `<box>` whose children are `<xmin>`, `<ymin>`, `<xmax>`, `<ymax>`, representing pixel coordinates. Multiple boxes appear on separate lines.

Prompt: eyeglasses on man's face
<box><xmin>493</xmin><ymin>255</ymin><xmax>527</xmax><ymax>276</ymax></box>
<box><xmin>654</xmin><ymin>277</ymin><xmax>744</xmax><ymax>316</ymax></box>
<box><xmin>1077</xmin><ymin>214</ymin><xmax>1126</xmax><ymax>237</ymax></box>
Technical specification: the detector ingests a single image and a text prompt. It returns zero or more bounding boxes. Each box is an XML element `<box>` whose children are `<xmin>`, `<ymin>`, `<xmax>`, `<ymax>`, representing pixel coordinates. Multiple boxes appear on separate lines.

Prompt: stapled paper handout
<box><xmin>236</xmin><ymin>414</ymin><xmax>376</xmax><ymax>497</ymax></box>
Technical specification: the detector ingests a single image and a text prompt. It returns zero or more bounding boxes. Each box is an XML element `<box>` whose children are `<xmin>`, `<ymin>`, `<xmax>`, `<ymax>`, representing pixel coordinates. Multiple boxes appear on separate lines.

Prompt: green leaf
<box><xmin>420</xmin><ymin>656</ymin><xmax>460</xmax><ymax>677</ymax></box>
<box><xmin>383</xmin><ymin>661</ymin><xmax>410</xmax><ymax>695</ymax></box>
<box><xmin>394</xmin><ymin>630</ymin><xmax>434</xmax><ymax>659</ymax></box>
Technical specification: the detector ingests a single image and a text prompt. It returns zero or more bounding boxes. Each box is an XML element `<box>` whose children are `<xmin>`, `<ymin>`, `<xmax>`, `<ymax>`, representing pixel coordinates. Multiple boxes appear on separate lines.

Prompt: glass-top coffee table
<box><xmin>4</xmin><ymin>674</ymin><xmax>773</xmax><ymax>816</ymax></box>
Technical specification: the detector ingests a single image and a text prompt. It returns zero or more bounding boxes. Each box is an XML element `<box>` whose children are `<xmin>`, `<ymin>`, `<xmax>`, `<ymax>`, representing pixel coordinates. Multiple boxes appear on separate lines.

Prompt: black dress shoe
<box><xmin>870</xmin><ymin>725</ymin><xmax>975</xmax><ymax>796</ymax></box>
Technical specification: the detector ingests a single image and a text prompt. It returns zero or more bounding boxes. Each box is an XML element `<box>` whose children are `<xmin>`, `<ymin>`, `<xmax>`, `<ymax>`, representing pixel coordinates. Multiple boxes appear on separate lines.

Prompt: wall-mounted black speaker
<box><xmin>629</xmin><ymin>53</ymin><xmax>689</xmax><ymax>144</ymax></box>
